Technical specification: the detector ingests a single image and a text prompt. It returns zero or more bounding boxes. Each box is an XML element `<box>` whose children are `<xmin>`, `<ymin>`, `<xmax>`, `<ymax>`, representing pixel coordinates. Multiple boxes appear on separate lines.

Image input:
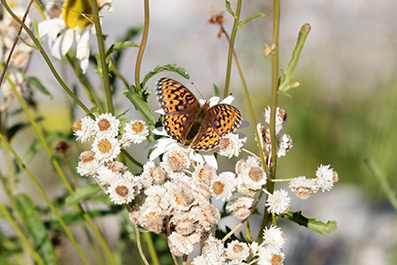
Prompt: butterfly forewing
<box><xmin>156</xmin><ymin>78</ymin><xmax>200</xmax><ymax>115</ymax></box>
<box><xmin>208</xmin><ymin>104</ymin><xmax>242</xmax><ymax>137</ymax></box>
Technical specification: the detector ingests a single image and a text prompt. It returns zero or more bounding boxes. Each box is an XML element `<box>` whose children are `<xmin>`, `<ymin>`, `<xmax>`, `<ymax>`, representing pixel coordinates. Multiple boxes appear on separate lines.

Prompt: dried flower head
<box><xmin>226</xmin><ymin>196</ymin><xmax>254</xmax><ymax>220</ymax></box>
<box><xmin>263</xmin><ymin>225</ymin><xmax>286</xmax><ymax>249</ymax></box>
<box><xmin>289</xmin><ymin>176</ymin><xmax>318</xmax><ymax>199</ymax></box>
<box><xmin>161</xmin><ymin>148</ymin><xmax>191</xmax><ymax>172</ymax></box>
<box><xmin>226</xmin><ymin>240</ymin><xmax>250</xmax><ymax>261</ymax></box>
<box><xmin>77</xmin><ymin>151</ymin><xmax>101</xmax><ymax>177</ymax></box>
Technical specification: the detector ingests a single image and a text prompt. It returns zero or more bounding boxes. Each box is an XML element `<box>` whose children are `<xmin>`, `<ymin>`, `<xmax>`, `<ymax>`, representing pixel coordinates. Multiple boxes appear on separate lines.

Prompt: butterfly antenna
<box><xmin>190</xmin><ymin>81</ymin><xmax>205</xmax><ymax>99</ymax></box>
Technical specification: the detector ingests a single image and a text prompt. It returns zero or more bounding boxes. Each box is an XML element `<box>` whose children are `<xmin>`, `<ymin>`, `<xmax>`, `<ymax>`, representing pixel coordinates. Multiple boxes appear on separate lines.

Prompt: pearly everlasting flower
<box><xmin>38</xmin><ymin>0</ymin><xmax>114</xmax><ymax>73</ymax></box>
<box><xmin>73</xmin><ymin>116</ymin><xmax>96</xmax><ymax>143</ymax></box>
<box><xmin>225</xmin><ymin>240</ymin><xmax>250</xmax><ymax>261</ymax></box>
<box><xmin>168</xmin><ymin>232</ymin><xmax>196</xmax><ymax>256</ymax></box>
<box><xmin>191</xmin><ymin>255</ymin><xmax>207</xmax><ymax>265</ymax></box>
<box><xmin>107</xmin><ymin>175</ymin><xmax>138</xmax><ymax>204</ymax></box>
<box><xmin>141</xmin><ymin>161</ymin><xmax>166</xmax><ymax>187</ymax></box>
<box><xmin>96</xmin><ymin>164</ymin><xmax>121</xmax><ymax>185</ymax></box>
<box><xmin>263</xmin><ymin>225</ymin><xmax>286</xmax><ymax>249</ymax></box>
<box><xmin>257</xmin><ymin>245</ymin><xmax>285</xmax><ymax>265</ymax></box>
<box><xmin>211</xmin><ymin>172</ymin><xmax>236</xmax><ymax>201</ymax></box>
<box><xmin>94</xmin><ymin>113</ymin><xmax>120</xmax><ymax>138</ymax></box>
<box><xmin>161</xmin><ymin>147</ymin><xmax>191</xmax><ymax>173</ymax></box>
<box><xmin>315</xmin><ymin>164</ymin><xmax>336</xmax><ymax>192</ymax></box>
<box><xmin>92</xmin><ymin>136</ymin><xmax>121</xmax><ymax>162</ymax></box>
<box><xmin>236</xmin><ymin>157</ymin><xmax>267</xmax><ymax>191</ymax></box>
<box><xmin>263</xmin><ymin>106</ymin><xmax>287</xmax><ymax>134</ymax></box>
<box><xmin>257</xmin><ymin>124</ymin><xmax>292</xmax><ymax>158</ymax></box>
<box><xmin>192</xmin><ymin>163</ymin><xmax>217</xmax><ymax>184</ymax></box>
<box><xmin>202</xmin><ymin>235</ymin><xmax>226</xmax><ymax>264</ymax></box>
<box><xmin>265</xmin><ymin>189</ymin><xmax>291</xmax><ymax>215</ymax></box>
<box><xmin>76</xmin><ymin>151</ymin><xmax>101</xmax><ymax>177</ymax></box>
<box><xmin>226</xmin><ymin>196</ymin><xmax>254</xmax><ymax>220</ymax></box>
<box><xmin>171</xmin><ymin>212</ymin><xmax>197</xmax><ymax>236</ymax></box>
<box><xmin>289</xmin><ymin>176</ymin><xmax>318</xmax><ymax>199</ymax></box>
<box><xmin>198</xmin><ymin>203</ymin><xmax>221</xmax><ymax>228</ymax></box>
<box><xmin>139</xmin><ymin>206</ymin><xmax>166</xmax><ymax>234</ymax></box>
<box><xmin>121</xmin><ymin>119</ymin><xmax>149</xmax><ymax>147</ymax></box>
<box><xmin>216</xmin><ymin>133</ymin><xmax>246</xmax><ymax>158</ymax></box>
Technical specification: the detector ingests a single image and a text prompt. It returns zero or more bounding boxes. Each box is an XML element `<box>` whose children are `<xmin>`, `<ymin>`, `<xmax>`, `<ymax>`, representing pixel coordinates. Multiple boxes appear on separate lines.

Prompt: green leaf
<box><xmin>238</xmin><ymin>12</ymin><xmax>265</xmax><ymax>29</ymax></box>
<box><xmin>124</xmin><ymin>87</ymin><xmax>156</xmax><ymax>126</ymax></box>
<box><xmin>213</xmin><ymin>84</ymin><xmax>221</xmax><ymax>97</ymax></box>
<box><xmin>282</xmin><ymin>211</ymin><xmax>337</xmax><ymax>235</ymax></box>
<box><xmin>65</xmin><ymin>185</ymin><xmax>102</xmax><ymax>206</ymax></box>
<box><xmin>28</xmin><ymin>77</ymin><xmax>52</xmax><ymax>98</ymax></box>
<box><xmin>106</xmin><ymin>41</ymin><xmax>140</xmax><ymax>57</ymax></box>
<box><xmin>141</xmin><ymin>64</ymin><xmax>190</xmax><ymax>88</ymax></box>
<box><xmin>279</xmin><ymin>23</ymin><xmax>311</xmax><ymax>95</ymax></box>
<box><xmin>15</xmin><ymin>194</ymin><xmax>57</xmax><ymax>265</ymax></box>
<box><xmin>225</xmin><ymin>0</ymin><xmax>236</xmax><ymax>18</ymax></box>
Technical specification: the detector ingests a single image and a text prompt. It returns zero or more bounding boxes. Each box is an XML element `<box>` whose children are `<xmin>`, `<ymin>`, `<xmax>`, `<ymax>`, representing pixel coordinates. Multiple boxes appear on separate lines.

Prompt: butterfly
<box><xmin>155</xmin><ymin>77</ymin><xmax>242</xmax><ymax>150</ymax></box>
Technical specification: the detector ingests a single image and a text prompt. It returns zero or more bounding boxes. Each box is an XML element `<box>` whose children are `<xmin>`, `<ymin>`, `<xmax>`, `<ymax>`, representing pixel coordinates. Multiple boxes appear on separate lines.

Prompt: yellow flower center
<box><xmin>97</xmin><ymin>138</ymin><xmax>112</xmax><ymax>154</ymax></box>
<box><xmin>131</xmin><ymin>121</ymin><xmax>144</xmax><ymax>133</ymax></box>
<box><xmin>73</xmin><ymin>119</ymin><xmax>82</xmax><ymax>132</ymax></box>
<box><xmin>62</xmin><ymin>0</ymin><xmax>94</xmax><ymax>29</ymax></box>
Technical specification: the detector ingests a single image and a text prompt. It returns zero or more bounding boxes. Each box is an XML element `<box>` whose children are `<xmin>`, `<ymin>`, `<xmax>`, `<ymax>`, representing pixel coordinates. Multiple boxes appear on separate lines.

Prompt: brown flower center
<box><xmin>97</xmin><ymin>119</ymin><xmax>111</xmax><ymax>132</ymax></box>
<box><xmin>97</xmin><ymin>138</ymin><xmax>112</xmax><ymax>154</ymax></box>
<box><xmin>131</xmin><ymin>121</ymin><xmax>144</xmax><ymax>133</ymax></box>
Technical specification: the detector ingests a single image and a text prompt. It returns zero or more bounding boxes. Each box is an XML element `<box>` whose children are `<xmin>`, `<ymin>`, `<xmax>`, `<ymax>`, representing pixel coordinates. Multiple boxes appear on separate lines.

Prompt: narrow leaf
<box><xmin>282</xmin><ymin>211</ymin><xmax>337</xmax><ymax>235</ymax></box>
<box><xmin>279</xmin><ymin>23</ymin><xmax>311</xmax><ymax>94</ymax></box>
<box><xmin>225</xmin><ymin>0</ymin><xmax>236</xmax><ymax>18</ymax></box>
<box><xmin>141</xmin><ymin>64</ymin><xmax>190</xmax><ymax>88</ymax></box>
<box><xmin>213</xmin><ymin>84</ymin><xmax>221</xmax><ymax>97</ymax></box>
<box><xmin>124</xmin><ymin>88</ymin><xmax>156</xmax><ymax>126</ymax></box>
<box><xmin>106</xmin><ymin>41</ymin><xmax>140</xmax><ymax>57</ymax></box>
<box><xmin>238</xmin><ymin>12</ymin><xmax>265</xmax><ymax>29</ymax></box>
<box><xmin>65</xmin><ymin>185</ymin><xmax>102</xmax><ymax>206</ymax></box>
<box><xmin>28</xmin><ymin>77</ymin><xmax>52</xmax><ymax>98</ymax></box>
<box><xmin>15</xmin><ymin>194</ymin><xmax>57</xmax><ymax>265</ymax></box>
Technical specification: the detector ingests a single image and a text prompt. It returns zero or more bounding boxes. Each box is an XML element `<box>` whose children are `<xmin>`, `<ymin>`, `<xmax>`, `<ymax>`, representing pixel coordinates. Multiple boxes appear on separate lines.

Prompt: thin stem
<box><xmin>135</xmin><ymin>225</ymin><xmax>150</xmax><ymax>265</ymax></box>
<box><xmin>0</xmin><ymin>134</ymin><xmax>90</xmax><ymax>265</ymax></box>
<box><xmin>144</xmin><ymin>232</ymin><xmax>160</xmax><ymax>265</ymax></box>
<box><xmin>90</xmin><ymin>0</ymin><xmax>114</xmax><ymax>114</ymax></box>
<box><xmin>224</xmin><ymin>0</ymin><xmax>242</xmax><ymax>97</ymax></box>
<box><xmin>258</xmin><ymin>0</ymin><xmax>280</xmax><ymax>242</ymax></box>
<box><xmin>135</xmin><ymin>0</ymin><xmax>150</xmax><ymax>91</ymax></box>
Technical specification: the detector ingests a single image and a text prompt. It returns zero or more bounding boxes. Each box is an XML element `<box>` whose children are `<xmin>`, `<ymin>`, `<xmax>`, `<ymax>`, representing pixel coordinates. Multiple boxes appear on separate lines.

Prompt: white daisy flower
<box><xmin>38</xmin><ymin>0</ymin><xmax>114</xmax><ymax>73</ymax></box>
<box><xmin>92</xmin><ymin>135</ymin><xmax>121</xmax><ymax>162</ymax></box>
<box><xmin>211</xmin><ymin>171</ymin><xmax>236</xmax><ymax>201</ymax></box>
<box><xmin>120</xmin><ymin>119</ymin><xmax>149</xmax><ymax>147</ymax></box>
<box><xmin>226</xmin><ymin>196</ymin><xmax>254</xmax><ymax>220</ymax></box>
<box><xmin>263</xmin><ymin>225</ymin><xmax>286</xmax><ymax>249</ymax></box>
<box><xmin>265</xmin><ymin>189</ymin><xmax>291</xmax><ymax>215</ymax></box>
<box><xmin>94</xmin><ymin>113</ymin><xmax>120</xmax><ymax>138</ymax></box>
<box><xmin>237</xmin><ymin>158</ymin><xmax>267</xmax><ymax>191</ymax></box>
<box><xmin>73</xmin><ymin>116</ymin><xmax>96</xmax><ymax>143</ymax></box>
<box><xmin>257</xmin><ymin>245</ymin><xmax>285</xmax><ymax>265</ymax></box>
<box><xmin>289</xmin><ymin>176</ymin><xmax>319</xmax><ymax>199</ymax></box>
<box><xmin>168</xmin><ymin>232</ymin><xmax>195</xmax><ymax>256</ymax></box>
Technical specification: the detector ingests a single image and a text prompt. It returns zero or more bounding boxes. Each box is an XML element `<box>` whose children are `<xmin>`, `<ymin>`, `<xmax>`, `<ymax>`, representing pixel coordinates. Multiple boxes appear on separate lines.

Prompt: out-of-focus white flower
<box><xmin>211</xmin><ymin>171</ymin><xmax>236</xmax><ymax>201</ymax></box>
<box><xmin>38</xmin><ymin>0</ymin><xmax>114</xmax><ymax>73</ymax></box>
<box><xmin>257</xmin><ymin>123</ymin><xmax>292</xmax><ymax>158</ymax></box>
<box><xmin>91</xmin><ymin>135</ymin><xmax>121</xmax><ymax>162</ymax></box>
<box><xmin>265</xmin><ymin>189</ymin><xmax>291</xmax><ymax>215</ymax></box>
<box><xmin>120</xmin><ymin>119</ymin><xmax>149</xmax><ymax>147</ymax></box>
<box><xmin>73</xmin><ymin>116</ymin><xmax>97</xmax><ymax>143</ymax></box>
<box><xmin>96</xmin><ymin>164</ymin><xmax>121</xmax><ymax>185</ymax></box>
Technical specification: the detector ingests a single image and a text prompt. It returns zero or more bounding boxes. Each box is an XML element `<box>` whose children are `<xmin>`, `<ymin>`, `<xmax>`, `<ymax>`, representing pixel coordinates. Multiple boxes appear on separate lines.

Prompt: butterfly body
<box><xmin>156</xmin><ymin>77</ymin><xmax>242</xmax><ymax>150</ymax></box>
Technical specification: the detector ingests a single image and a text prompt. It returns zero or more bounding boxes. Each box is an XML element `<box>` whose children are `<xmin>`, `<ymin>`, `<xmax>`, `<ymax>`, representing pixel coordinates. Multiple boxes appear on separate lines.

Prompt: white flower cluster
<box><xmin>191</xmin><ymin>225</ymin><xmax>286</xmax><ymax>265</ymax></box>
<box><xmin>74</xmin><ymin>113</ymin><xmax>149</xmax><ymax>204</ymax></box>
<box><xmin>257</xmin><ymin>107</ymin><xmax>292</xmax><ymax>158</ymax></box>
<box><xmin>289</xmin><ymin>164</ymin><xmax>339</xmax><ymax>199</ymax></box>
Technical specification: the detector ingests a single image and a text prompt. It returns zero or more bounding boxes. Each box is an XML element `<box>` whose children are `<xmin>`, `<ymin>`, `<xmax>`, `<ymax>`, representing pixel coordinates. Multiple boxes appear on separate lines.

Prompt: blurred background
<box><xmin>3</xmin><ymin>0</ymin><xmax>397</xmax><ymax>264</ymax></box>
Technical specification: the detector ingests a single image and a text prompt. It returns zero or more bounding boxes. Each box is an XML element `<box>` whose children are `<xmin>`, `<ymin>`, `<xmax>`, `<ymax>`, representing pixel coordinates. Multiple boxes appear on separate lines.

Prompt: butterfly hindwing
<box><xmin>208</xmin><ymin>104</ymin><xmax>242</xmax><ymax>137</ymax></box>
<box><xmin>189</xmin><ymin>118</ymin><xmax>221</xmax><ymax>150</ymax></box>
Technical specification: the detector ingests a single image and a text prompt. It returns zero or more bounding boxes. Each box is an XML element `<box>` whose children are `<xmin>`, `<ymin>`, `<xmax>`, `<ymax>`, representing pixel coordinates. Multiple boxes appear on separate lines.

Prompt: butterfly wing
<box><xmin>156</xmin><ymin>78</ymin><xmax>201</xmax><ymax>144</ymax></box>
<box><xmin>190</xmin><ymin>104</ymin><xmax>242</xmax><ymax>150</ymax></box>
<box><xmin>208</xmin><ymin>104</ymin><xmax>242</xmax><ymax>136</ymax></box>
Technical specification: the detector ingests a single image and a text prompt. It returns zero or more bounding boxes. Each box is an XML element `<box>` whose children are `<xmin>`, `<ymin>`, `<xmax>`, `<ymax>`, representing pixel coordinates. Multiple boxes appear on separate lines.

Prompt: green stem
<box><xmin>144</xmin><ymin>232</ymin><xmax>160</xmax><ymax>265</ymax></box>
<box><xmin>258</xmin><ymin>0</ymin><xmax>280</xmax><ymax>242</ymax></box>
<box><xmin>135</xmin><ymin>0</ymin><xmax>150</xmax><ymax>91</ymax></box>
<box><xmin>224</xmin><ymin>0</ymin><xmax>242</xmax><ymax>98</ymax></box>
<box><xmin>0</xmin><ymin>134</ymin><xmax>90</xmax><ymax>265</ymax></box>
<box><xmin>90</xmin><ymin>0</ymin><xmax>114</xmax><ymax>114</ymax></box>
